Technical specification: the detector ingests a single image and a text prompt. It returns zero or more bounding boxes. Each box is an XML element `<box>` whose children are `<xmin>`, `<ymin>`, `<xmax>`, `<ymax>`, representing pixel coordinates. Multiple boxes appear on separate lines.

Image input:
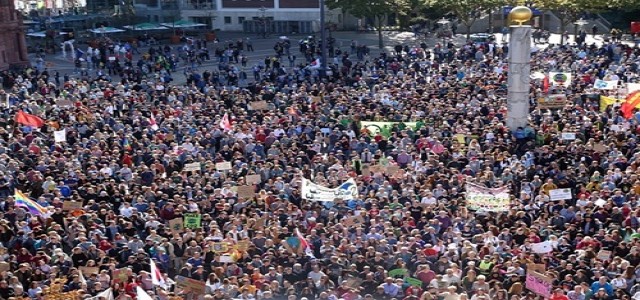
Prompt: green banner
<box><xmin>183</xmin><ymin>213</ymin><xmax>202</xmax><ymax>229</ymax></box>
<box><xmin>389</xmin><ymin>268</ymin><xmax>408</xmax><ymax>278</ymax></box>
<box><xmin>406</xmin><ymin>277</ymin><xmax>423</xmax><ymax>287</ymax></box>
<box><xmin>360</xmin><ymin>121</ymin><xmax>419</xmax><ymax>137</ymax></box>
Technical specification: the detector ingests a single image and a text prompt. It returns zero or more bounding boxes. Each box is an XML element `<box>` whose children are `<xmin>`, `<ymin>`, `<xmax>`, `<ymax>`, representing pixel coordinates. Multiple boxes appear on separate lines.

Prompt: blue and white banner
<box><xmin>594</xmin><ymin>79</ymin><xmax>619</xmax><ymax>90</ymax></box>
<box><xmin>301</xmin><ymin>178</ymin><xmax>358</xmax><ymax>202</ymax></box>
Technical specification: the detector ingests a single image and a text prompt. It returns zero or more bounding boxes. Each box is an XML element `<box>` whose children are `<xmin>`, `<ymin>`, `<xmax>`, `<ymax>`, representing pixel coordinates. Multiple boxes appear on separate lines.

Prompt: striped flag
<box><xmin>621</xmin><ymin>91</ymin><xmax>640</xmax><ymax>119</ymax></box>
<box><xmin>14</xmin><ymin>190</ymin><xmax>48</xmax><ymax>217</ymax></box>
<box><xmin>150</xmin><ymin>258</ymin><xmax>167</xmax><ymax>289</ymax></box>
<box><xmin>149</xmin><ymin>115</ymin><xmax>159</xmax><ymax>131</ymax></box>
<box><xmin>296</xmin><ymin>228</ymin><xmax>315</xmax><ymax>258</ymax></box>
<box><xmin>220</xmin><ymin>113</ymin><xmax>232</xmax><ymax>132</ymax></box>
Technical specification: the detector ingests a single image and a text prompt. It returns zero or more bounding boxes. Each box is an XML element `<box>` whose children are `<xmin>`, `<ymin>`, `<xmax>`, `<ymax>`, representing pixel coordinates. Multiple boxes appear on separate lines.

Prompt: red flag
<box><xmin>219</xmin><ymin>113</ymin><xmax>232</xmax><ymax>131</ymax></box>
<box><xmin>621</xmin><ymin>91</ymin><xmax>640</xmax><ymax>119</ymax></box>
<box><xmin>14</xmin><ymin>111</ymin><xmax>45</xmax><ymax>128</ymax></box>
<box><xmin>542</xmin><ymin>76</ymin><xmax>549</xmax><ymax>94</ymax></box>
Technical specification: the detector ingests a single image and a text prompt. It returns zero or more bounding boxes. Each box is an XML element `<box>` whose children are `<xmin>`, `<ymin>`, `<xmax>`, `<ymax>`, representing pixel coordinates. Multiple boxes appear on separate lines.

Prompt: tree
<box><xmin>532</xmin><ymin>0</ymin><xmax>627</xmax><ymax>44</ymax></box>
<box><xmin>326</xmin><ymin>0</ymin><xmax>410</xmax><ymax>49</ymax></box>
<box><xmin>426</xmin><ymin>0</ymin><xmax>503</xmax><ymax>39</ymax></box>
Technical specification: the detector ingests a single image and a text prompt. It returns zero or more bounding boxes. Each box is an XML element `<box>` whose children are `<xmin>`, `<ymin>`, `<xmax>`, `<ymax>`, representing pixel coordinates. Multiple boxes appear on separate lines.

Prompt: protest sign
<box><xmin>549</xmin><ymin>189</ymin><xmax>572</xmax><ymax>201</ymax></box>
<box><xmin>406</xmin><ymin>277</ymin><xmax>423</xmax><ymax>287</ymax></box>
<box><xmin>0</xmin><ymin>262</ymin><xmax>9</xmax><ymax>273</ymax></box>
<box><xmin>80</xmin><ymin>266</ymin><xmax>100</xmax><ymax>276</ymax></box>
<box><xmin>245</xmin><ymin>174</ymin><xmax>262</xmax><ymax>184</ymax></box>
<box><xmin>113</xmin><ymin>268</ymin><xmax>129</xmax><ymax>283</ymax></box>
<box><xmin>597</xmin><ymin>250</ymin><xmax>612</xmax><ymax>261</ymax></box>
<box><xmin>215</xmin><ymin>161</ymin><xmax>232</xmax><ymax>171</ymax></box>
<box><xmin>237</xmin><ymin>185</ymin><xmax>256</xmax><ymax>199</ymax></box>
<box><xmin>183</xmin><ymin>213</ymin><xmax>202</xmax><ymax>229</ymax></box>
<box><xmin>63</xmin><ymin>201</ymin><xmax>83</xmax><ymax>211</ymax></box>
<box><xmin>526</xmin><ymin>271</ymin><xmax>553</xmax><ymax>298</ymax></box>
<box><xmin>54</xmin><ymin>129</ymin><xmax>66</xmax><ymax>143</ymax></box>
<box><xmin>168</xmin><ymin>218</ymin><xmax>184</xmax><ymax>232</ymax></box>
<box><xmin>212</xmin><ymin>242</ymin><xmax>229</xmax><ymax>253</ymax></box>
<box><xmin>175</xmin><ymin>276</ymin><xmax>206</xmax><ymax>294</ymax></box>
<box><xmin>56</xmin><ymin>99</ymin><xmax>74</xmax><ymax>108</ymax></box>
<box><xmin>531</xmin><ymin>241</ymin><xmax>553</xmax><ymax>254</ymax></box>
<box><xmin>465</xmin><ymin>183</ymin><xmax>510</xmax><ymax>212</ymax></box>
<box><xmin>301</xmin><ymin>178</ymin><xmax>358</xmax><ymax>202</ymax></box>
<box><xmin>561</xmin><ymin>132</ymin><xmax>576</xmax><ymax>140</ymax></box>
<box><xmin>537</xmin><ymin>95</ymin><xmax>566</xmax><ymax>109</ymax></box>
<box><xmin>183</xmin><ymin>162</ymin><xmax>200</xmax><ymax>172</ymax></box>
<box><xmin>251</xmin><ymin>101</ymin><xmax>268</xmax><ymax>110</ymax></box>
<box><xmin>235</xmin><ymin>240</ymin><xmax>250</xmax><ymax>252</ymax></box>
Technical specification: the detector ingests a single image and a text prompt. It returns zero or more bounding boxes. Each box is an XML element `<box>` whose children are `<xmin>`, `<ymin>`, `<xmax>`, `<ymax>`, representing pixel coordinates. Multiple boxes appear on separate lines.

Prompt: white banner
<box><xmin>465</xmin><ymin>183</ymin><xmax>510</xmax><ymax>212</ymax></box>
<box><xmin>628</xmin><ymin>83</ymin><xmax>640</xmax><ymax>95</ymax></box>
<box><xmin>531</xmin><ymin>241</ymin><xmax>553</xmax><ymax>254</ymax></box>
<box><xmin>301</xmin><ymin>178</ymin><xmax>358</xmax><ymax>202</ymax></box>
<box><xmin>549</xmin><ymin>188</ymin><xmax>572</xmax><ymax>201</ymax></box>
<box><xmin>593</xmin><ymin>79</ymin><xmax>618</xmax><ymax>90</ymax></box>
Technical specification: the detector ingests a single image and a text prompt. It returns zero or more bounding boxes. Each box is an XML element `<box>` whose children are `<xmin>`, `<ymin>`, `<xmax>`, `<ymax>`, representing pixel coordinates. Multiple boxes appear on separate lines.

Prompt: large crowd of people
<box><xmin>0</xmin><ymin>27</ymin><xmax>639</xmax><ymax>300</ymax></box>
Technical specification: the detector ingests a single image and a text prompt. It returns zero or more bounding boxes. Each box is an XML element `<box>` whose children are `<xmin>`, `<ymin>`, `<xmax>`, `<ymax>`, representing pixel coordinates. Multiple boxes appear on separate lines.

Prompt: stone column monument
<box><xmin>506</xmin><ymin>6</ymin><xmax>533</xmax><ymax>131</ymax></box>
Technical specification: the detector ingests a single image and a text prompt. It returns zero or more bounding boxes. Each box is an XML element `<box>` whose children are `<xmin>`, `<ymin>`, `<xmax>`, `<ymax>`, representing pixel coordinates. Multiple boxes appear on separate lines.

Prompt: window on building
<box><xmin>238</xmin><ymin>17</ymin><xmax>245</xmax><ymax>24</ymax></box>
<box><xmin>224</xmin><ymin>16</ymin><xmax>232</xmax><ymax>24</ymax></box>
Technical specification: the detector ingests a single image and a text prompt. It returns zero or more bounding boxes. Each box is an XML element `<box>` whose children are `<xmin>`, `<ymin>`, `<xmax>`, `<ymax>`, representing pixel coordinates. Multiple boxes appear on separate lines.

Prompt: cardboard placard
<box><xmin>212</xmin><ymin>242</ymin><xmax>229</xmax><ymax>253</ymax></box>
<box><xmin>183</xmin><ymin>162</ymin><xmax>200</xmax><ymax>172</ymax></box>
<box><xmin>597</xmin><ymin>250</ymin><xmax>612</xmax><ymax>261</ymax></box>
<box><xmin>345</xmin><ymin>277</ymin><xmax>363</xmax><ymax>289</ymax></box>
<box><xmin>183</xmin><ymin>213</ymin><xmax>202</xmax><ymax>229</ymax></box>
<box><xmin>245</xmin><ymin>175</ymin><xmax>261</xmax><ymax>185</ymax></box>
<box><xmin>385</xmin><ymin>165</ymin><xmax>401</xmax><ymax>176</ymax></box>
<box><xmin>593</xmin><ymin>143</ymin><xmax>607</xmax><ymax>153</ymax></box>
<box><xmin>538</xmin><ymin>94</ymin><xmax>567</xmax><ymax>109</ymax></box>
<box><xmin>0</xmin><ymin>262</ymin><xmax>10</xmax><ymax>273</ymax></box>
<box><xmin>175</xmin><ymin>275</ymin><xmax>206</xmax><ymax>294</ymax></box>
<box><xmin>235</xmin><ymin>240</ymin><xmax>250</xmax><ymax>252</ymax></box>
<box><xmin>252</xmin><ymin>101</ymin><xmax>268</xmax><ymax>110</ymax></box>
<box><xmin>527</xmin><ymin>264</ymin><xmax>547</xmax><ymax>274</ymax></box>
<box><xmin>361</xmin><ymin>165</ymin><xmax>370</xmax><ymax>176</ymax></box>
<box><xmin>526</xmin><ymin>271</ymin><xmax>553</xmax><ymax>298</ymax></box>
<box><xmin>63</xmin><ymin>201</ymin><xmax>84</xmax><ymax>211</ymax></box>
<box><xmin>216</xmin><ymin>161</ymin><xmax>232</xmax><ymax>171</ymax></box>
<box><xmin>56</xmin><ymin>99</ymin><xmax>74</xmax><ymax>108</ymax></box>
<box><xmin>80</xmin><ymin>266</ymin><xmax>100</xmax><ymax>276</ymax></box>
<box><xmin>254</xmin><ymin>217</ymin><xmax>266</xmax><ymax>229</ymax></box>
<box><xmin>168</xmin><ymin>218</ymin><xmax>184</xmax><ymax>232</ymax></box>
<box><xmin>237</xmin><ymin>185</ymin><xmax>255</xmax><ymax>199</ymax></box>
<box><xmin>113</xmin><ymin>268</ymin><xmax>129</xmax><ymax>283</ymax></box>
<box><xmin>389</xmin><ymin>268</ymin><xmax>408</xmax><ymax>278</ymax></box>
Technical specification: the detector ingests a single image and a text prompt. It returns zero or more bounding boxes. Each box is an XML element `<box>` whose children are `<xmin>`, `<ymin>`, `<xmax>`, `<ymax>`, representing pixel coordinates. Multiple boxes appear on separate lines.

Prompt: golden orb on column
<box><xmin>509</xmin><ymin>6</ymin><xmax>532</xmax><ymax>25</ymax></box>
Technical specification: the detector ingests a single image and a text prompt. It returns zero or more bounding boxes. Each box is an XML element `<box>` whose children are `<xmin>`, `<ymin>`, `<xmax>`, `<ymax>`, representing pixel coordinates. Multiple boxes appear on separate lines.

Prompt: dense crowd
<box><xmin>0</xmin><ymin>28</ymin><xmax>640</xmax><ymax>300</ymax></box>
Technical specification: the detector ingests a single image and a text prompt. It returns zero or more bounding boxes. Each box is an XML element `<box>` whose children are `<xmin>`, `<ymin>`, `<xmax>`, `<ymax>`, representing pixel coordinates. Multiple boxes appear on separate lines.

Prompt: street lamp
<box><xmin>258</xmin><ymin>6</ymin><xmax>268</xmax><ymax>38</ymax></box>
<box><xmin>319</xmin><ymin>0</ymin><xmax>327</xmax><ymax>78</ymax></box>
<box><xmin>437</xmin><ymin>17</ymin><xmax>450</xmax><ymax>46</ymax></box>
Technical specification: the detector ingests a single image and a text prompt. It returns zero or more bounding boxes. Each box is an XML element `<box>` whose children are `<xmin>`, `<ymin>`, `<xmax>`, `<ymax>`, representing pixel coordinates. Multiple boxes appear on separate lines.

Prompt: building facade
<box><xmin>134</xmin><ymin>0</ymin><xmax>346</xmax><ymax>33</ymax></box>
<box><xmin>0</xmin><ymin>0</ymin><xmax>29</xmax><ymax>70</ymax></box>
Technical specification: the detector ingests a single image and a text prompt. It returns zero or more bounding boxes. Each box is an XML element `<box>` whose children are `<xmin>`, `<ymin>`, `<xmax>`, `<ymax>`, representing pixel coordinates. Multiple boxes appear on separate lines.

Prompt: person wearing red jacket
<box><xmin>550</xmin><ymin>289</ymin><xmax>570</xmax><ymax>300</ymax></box>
